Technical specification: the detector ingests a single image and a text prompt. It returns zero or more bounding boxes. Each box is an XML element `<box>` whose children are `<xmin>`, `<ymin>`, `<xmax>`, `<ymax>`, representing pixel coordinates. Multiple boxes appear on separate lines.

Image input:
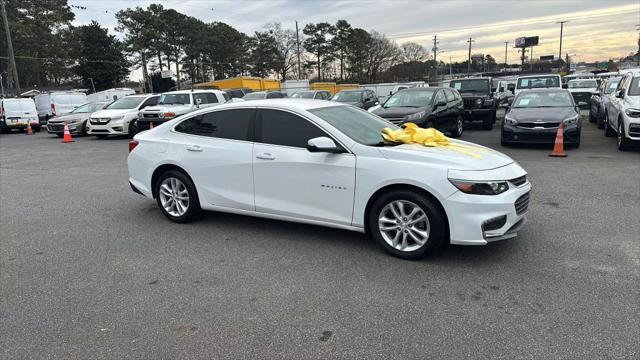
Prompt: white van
<box><xmin>0</xmin><ymin>98</ymin><xmax>40</xmax><ymax>133</ymax></box>
<box><xmin>514</xmin><ymin>74</ymin><xmax>562</xmax><ymax>95</ymax></box>
<box><xmin>87</xmin><ymin>88</ymin><xmax>135</xmax><ymax>103</ymax></box>
<box><xmin>34</xmin><ymin>91</ymin><xmax>88</xmax><ymax>123</ymax></box>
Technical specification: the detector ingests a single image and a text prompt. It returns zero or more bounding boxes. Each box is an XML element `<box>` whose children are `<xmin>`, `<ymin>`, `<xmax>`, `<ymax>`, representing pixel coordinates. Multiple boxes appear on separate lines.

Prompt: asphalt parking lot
<box><xmin>1</xmin><ymin>112</ymin><xmax>639</xmax><ymax>359</ymax></box>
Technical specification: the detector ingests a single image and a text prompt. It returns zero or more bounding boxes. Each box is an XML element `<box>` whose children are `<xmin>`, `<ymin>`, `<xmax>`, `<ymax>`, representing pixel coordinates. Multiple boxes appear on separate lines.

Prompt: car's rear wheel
<box><xmin>155</xmin><ymin>170</ymin><xmax>201</xmax><ymax>223</ymax></box>
<box><xmin>596</xmin><ymin>110</ymin><xmax>605</xmax><ymax>129</ymax></box>
<box><xmin>368</xmin><ymin>189</ymin><xmax>446</xmax><ymax>259</ymax></box>
<box><xmin>128</xmin><ymin>120</ymin><xmax>138</xmax><ymax>139</ymax></box>
<box><xmin>450</xmin><ymin>116</ymin><xmax>463</xmax><ymax>138</ymax></box>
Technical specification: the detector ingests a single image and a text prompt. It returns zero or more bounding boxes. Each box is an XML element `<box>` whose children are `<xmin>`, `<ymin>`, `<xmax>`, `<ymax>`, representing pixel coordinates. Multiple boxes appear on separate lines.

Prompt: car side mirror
<box><xmin>363</xmin><ymin>97</ymin><xmax>371</xmax><ymax>103</ymax></box>
<box><xmin>307</xmin><ymin>137</ymin><xmax>343</xmax><ymax>153</ymax></box>
<box><xmin>616</xmin><ymin>90</ymin><xmax>624</xmax><ymax>99</ymax></box>
<box><xmin>195</xmin><ymin>98</ymin><xmax>202</xmax><ymax>107</ymax></box>
<box><xmin>491</xmin><ymin>87</ymin><xmax>497</xmax><ymax>93</ymax></box>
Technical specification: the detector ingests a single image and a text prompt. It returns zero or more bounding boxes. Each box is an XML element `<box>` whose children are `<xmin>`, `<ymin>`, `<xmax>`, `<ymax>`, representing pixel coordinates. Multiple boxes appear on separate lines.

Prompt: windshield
<box><xmin>605</xmin><ymin>79</ymin><xmax>621</xmax><ymax>94</ymax></box>
<box><xmin>159</xmin><ymin>94</ymin><xmax>191</xmax><ymax>105</ymax></box>
<box><xmin>71</xmin><ymin>102</ymin><xmax>106</xmax><ymax>113</ymax></box>
<box><xmin>513</xmin><ymin>91</ymin><xmax>574</xmax><ymax>108</ymax></box>
<box><xmin>106</xmin><ymin>97</ymin><xmax>145</xmax><ymax>110</ymax></box>
<box><xmin>629</xmin><ymin>78</ymin><xmax>640</xmax><ymax>96</ymax></box>
<box><xmin>568</xmin><ymin>80</ymin><xmax>597</xmax><ymax>89</ymax></box>
<box><xmin>517</xmin><ymin>76</ymin><xmax>560</xmax><ymax>89</ymax></box>
<box><xmin>332</xmin><ymin>91</ymin><xmax>362</xmax><ymax>102</ymax></box>
<box><xmin>383</xmin><ymin>90</ymin><xmax>435</xmax><ymax>108</ymax></box>
<box><xmin>310</xmin><ymin>106</ymin><xmax>399</xmax><ymax>146</ymax></box>
<box><xmin>242</xmin><ymin>92</ymin><xmax>265</xmax><ymax>100</ymax></box>
<box><xmin>292</xmin><ymin>92</ymin><xmax>315</xmax><ymax>99</ymax></box>
<box><xmin>450</xmin><ymin>79</ymin><xmax>490</xmax><ymax>93</ymax></box>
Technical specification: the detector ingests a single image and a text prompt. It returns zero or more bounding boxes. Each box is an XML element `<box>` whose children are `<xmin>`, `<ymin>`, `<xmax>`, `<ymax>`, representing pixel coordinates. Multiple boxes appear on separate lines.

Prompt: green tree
<box><xmin>303</xmin><ymin>22</ymin><xmax>335</xmax><ymax>81</ymax></box>
<box><xmin>332</xmin><ymin>20</ymin><xmax>352</xmax><ymax>81</ymax></box>
<box><xmin>264</xmin><ymin>23</ymin><xmax>298</xmax><ymax>80</ymax></box>
<box><xmin>116</xmin><ymin>6</ymin><xmax>157</xmax><ymax>92</ymax></box>
<box><xmin>345</xmin><ymin>28</ymin><xmax>371</xmax><ymax>82</ymax></box>
<box><xmin>69</xmin><ymin>21</ymin><xmax>129</xmax><ymax>91</ymax></box>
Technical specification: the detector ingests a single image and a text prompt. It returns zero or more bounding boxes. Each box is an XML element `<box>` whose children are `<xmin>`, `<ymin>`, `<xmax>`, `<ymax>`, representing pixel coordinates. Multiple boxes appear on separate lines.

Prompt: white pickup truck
<box><xmin>137</xmin><ymin>90</ymin><xmax>229</xmax><ymax>131</ymax></box>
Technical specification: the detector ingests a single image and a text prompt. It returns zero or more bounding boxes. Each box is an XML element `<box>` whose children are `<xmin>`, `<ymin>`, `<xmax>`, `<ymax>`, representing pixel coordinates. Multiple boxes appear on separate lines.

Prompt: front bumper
<box><xmin>445</xmin><ymin>181</ymin><xmax>532</xmax><ymax>245</ymax></box>
<box><xmin>623</xmin><ymin>116</ymin><xmax>640</xmax><ymax>141</ymax></box>
<box><xmin>502</xmin><ymin>123</ymin><xmax>581</xmax><ymax>144</ymax></box>
<box><xmin>3</xmin><ymin>119</ymin><xmax>39</xmax><ymax>129</ymax></box>
<box><xmin>87</xmin><ymin>120</ymin><xmax>127</xmax><ymax>135</ymax></box>
<box><xmin>47</xmin><ymin>122</ymin><xmax>83</xmax><ymax>135</ymax></box>
<box><xmin>462</xmin><ymin>108</ymin><xmax>494</xmax><ymax>120</ymax></box>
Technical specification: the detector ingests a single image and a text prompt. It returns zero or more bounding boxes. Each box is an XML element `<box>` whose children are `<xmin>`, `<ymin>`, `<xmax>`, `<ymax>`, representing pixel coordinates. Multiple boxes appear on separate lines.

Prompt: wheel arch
<box><xmin>363</xmin><ymin>183</ymin><xmax>450</xmax><ymax>239</ymax></box>
<box><xmin>150</xmin><ymin>163</ymin><xmax>196</xmax><ymax>199</ymax></box>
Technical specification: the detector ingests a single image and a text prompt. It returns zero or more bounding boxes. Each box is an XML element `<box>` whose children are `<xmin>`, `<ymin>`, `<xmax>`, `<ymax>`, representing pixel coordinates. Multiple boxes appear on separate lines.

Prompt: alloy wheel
<box><xmin>456</xmin><ymin>118</ymin><xmax>463</xmax><ymax>136</ymax></box>
<box><xmin>378</xmin><ymin>200</ymin><xmax>430</xmax><ymax>252</ymax></box>
<box><xmin>159</xmin><ymin>177</ymin><xmax>190</xmax><ymax>217</ymax></box>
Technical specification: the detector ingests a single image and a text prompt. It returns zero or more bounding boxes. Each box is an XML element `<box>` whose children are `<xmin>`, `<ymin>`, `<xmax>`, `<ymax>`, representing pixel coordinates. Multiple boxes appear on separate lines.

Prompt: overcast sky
<box><xmin>69</xmin><ymin>0</ymin><xmax>639</xmax><ymax>74</ymax></box>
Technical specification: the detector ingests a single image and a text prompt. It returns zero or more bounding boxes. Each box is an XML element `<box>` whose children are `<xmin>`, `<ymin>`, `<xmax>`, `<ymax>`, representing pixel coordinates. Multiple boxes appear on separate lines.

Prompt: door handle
<box><xmin>186</xmin><ymin>145</ymin><xmax>203</xmax><ymax>152</ymax></box>
<box><xmin>256</xmin><ymin>152</ymin><xmax>275</xmax><ymax>160</ymax></box>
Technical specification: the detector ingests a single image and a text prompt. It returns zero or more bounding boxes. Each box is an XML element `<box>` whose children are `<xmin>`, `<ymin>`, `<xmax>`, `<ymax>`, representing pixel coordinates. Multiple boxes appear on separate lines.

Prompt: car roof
<box><xmin>215</xmin><ymin>99</ymin><xmax>345</xmax><ymax>111</ymax></box>
<box><xmin>162</xmin><ymin>90</ymin><xmax>221</xmax><ymax>94</ymax></box>
<box><xmin>516</xmin><ymin>88</ymin><xmax>569</xmax><ymax>93</ymax></box>
<box><xmin>452</xmin><ymin>77</ymin><xmax>490</xmax><ymax>81</ymax></box>
<box><xmin>338</xmin><ymin>89</ymin><xmax>366</xmax><ymax>92</ymax></box>
<box><xmin>517</xmin><ymin>74</ymin><xmax>560</xmax><ymax>78</ymax></box>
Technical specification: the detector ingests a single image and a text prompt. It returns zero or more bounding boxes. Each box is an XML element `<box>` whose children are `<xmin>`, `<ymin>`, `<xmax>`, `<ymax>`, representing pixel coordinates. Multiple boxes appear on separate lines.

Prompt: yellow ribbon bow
<box><xmin>381</xmin><ymin>123</ymin><xmax>490</xmax><ymax>159</ymax></box>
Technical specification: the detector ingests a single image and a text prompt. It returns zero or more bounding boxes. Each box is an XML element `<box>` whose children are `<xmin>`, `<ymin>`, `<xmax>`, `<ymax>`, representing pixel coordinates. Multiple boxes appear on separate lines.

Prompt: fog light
<box><xmin>113</xmin><ymin>127</ymin><xmax>123</xmax><ymax>132</ymax></box>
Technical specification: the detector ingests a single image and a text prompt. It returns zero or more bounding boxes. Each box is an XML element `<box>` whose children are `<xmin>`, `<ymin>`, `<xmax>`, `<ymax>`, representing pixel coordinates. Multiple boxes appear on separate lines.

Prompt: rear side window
<box><xmin>174</xmin><ymin>109</ymin><xmax>255</xmax><ymax>141</ymax></box>
<box><xmin>206</xmin><ymin>93</ymin><xmax>219</xmax><ymax>103</ymax></box>
<box><xmin>193</xmin><ymin>93</ymin><xmax>208</xmax><ymax>104</ymax></box>
<box><xmin>256</xmin><ymin>109</ymin><xmax>327</xmax><ymax>148</ymax></box>
<box><xmin>266</xmin><ymin>92</ymin><xmax>284</xmax><ymax>99</ymax></box>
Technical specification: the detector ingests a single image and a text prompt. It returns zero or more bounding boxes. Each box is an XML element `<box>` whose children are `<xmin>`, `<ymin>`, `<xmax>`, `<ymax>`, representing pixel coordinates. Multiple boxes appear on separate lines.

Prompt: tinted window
<box><xmin>206</xmin><ymin>93</ymin><xmax>219</xmax><ymax>103</ymax></box>
<box><xmin>444</xmin><ymin>89</ymin><xmax>455</xmax><ymax>102</ymax></box>
<box><xmin>140</xmin><ymin>96</ymin><xmax>159</xmax><ymax>109</ymax></box>
<box><xmin>434</xmin><ymin>90</ymin><xmax>446</xmax><ymax>104</ymax></box>
<box><xmin>174</xmin><ymin>109</ymin><xmax>255</xmax><ymax>141</ymax></box>
<box><xmin>452</xmin><ymin>89</ymin><xmax>461</xmax><ymax>100</ymax></box>
<box><xmin>257</xmin><ymin>109</ymin><xmax>327</xmax><ymax>148</ymax></box>
<box><xmin>629</xmin><ymin>77</ymin><xmax>640</xmax><ymax>96</ymax></box>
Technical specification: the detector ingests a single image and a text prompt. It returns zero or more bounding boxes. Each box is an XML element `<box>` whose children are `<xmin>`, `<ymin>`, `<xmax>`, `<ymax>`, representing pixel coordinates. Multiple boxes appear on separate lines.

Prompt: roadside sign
<box><xmin>161</xmin><ymin>70</ymin><xmax>173</xmax><ymax>79</ymax></box>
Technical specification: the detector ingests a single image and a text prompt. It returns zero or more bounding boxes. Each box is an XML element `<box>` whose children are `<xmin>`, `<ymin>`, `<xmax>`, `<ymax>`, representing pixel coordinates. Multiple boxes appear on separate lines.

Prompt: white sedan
<box><xmin>128</xmin><ymin>99</ymin><xmax>531</xmax><ymax>259</ymax></box>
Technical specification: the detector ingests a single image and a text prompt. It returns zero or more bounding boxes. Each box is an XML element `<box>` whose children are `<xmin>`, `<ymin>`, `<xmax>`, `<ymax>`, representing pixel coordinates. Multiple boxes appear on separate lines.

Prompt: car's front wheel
<box><xmin>604</xmin><ymin>112</ymin><xmax>616</xmax><ymax>137</ymax></box>
<box><xmin>368</xmin><ymin>189</ymin><xmax>446</xmax><ymax>259</ymax></box>
<box><xmin>155</xmin><ymin>170</ymin><xmax>201</xmax><ymax>223</ymax></box>
<box><xmin>617</xmin><ymin>119</ymin><xmax>632</xmax><ymax>151</ymax></box>
<box><xmin>450</xmin><ymin>116</ymin><xmax>463</xmax><ymax>138</ymax></box>
<box><xmin>482</xmin><ymin>112</ymin><xmax>494</xmax><ymax>130</ymax></box>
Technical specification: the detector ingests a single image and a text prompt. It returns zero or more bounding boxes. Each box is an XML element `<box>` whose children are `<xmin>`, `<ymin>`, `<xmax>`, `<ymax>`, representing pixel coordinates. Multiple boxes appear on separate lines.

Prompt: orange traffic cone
<box><xmin>549</xmin><ymin>122</ymin><xmax>567</xmax><ymax>157</ymax></box>
<box><xmin>26</xmin><ymin>122</ymin><xmax>33</xmax><ymax>135</ymax></box>
<box><xmin>149</xmin><ymin>122</ymin><xmax>154</xmax><ymax>129</ymax></box>
<box><xmin>62</xmin><ymin>122</ymin><xmax>74</xmax><ymax>143</ymax></box>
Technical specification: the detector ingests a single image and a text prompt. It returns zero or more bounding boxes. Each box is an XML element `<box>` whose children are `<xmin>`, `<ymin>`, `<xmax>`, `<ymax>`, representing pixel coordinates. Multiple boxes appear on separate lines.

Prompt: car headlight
<box><xmin>475</xmin><ymin>98</ymin><xmax>482</xmax><ymax>105</ymax></box>
<box><xmin>563</xmin><ymin>115</ymin><xmax>579</xmax><ymax>125</ymax></box>
<box><xmin>624</xmin><ymin>108</ymin><xmax>640</xmax><ymax>118</ymax></box>
<box><xmin>504</xmin><ymin>116</ymin><xmax>518</xmax><ymax>125</ymax></box>
<box><xmin>449</xmin><ymin>179</ymin><xmax>509</xmax><ymax>195</ymax></box>
<box><xmin>111</xmin><ymin>115</ymin><xmax>125</xmax><ymax>122</ymax></box>
<box><xmin>405</xmin><ymin>110</ymin><xmax>426</xmax><ymax>122</ymax></box>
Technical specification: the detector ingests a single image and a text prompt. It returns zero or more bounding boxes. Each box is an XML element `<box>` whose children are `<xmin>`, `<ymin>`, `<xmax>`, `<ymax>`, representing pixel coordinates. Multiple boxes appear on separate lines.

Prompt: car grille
<box><xmin>90</xmin><ymin>118</ymin><xmax>110</xmax><ymax>125</ymax></box>
<box><xmin>509</xmin><ymin>175</ymin><xmax>527</xmax><ymax>187</ymax></box>
<box><xmin>514</xmin><ymin>192</ymin><xmax>530</xmax><ymax>216</ymax></box>
<box><xmin>517</xmin><ymin>122</ymin><xmax>560</xmax><ymax>129</ymax></box>
<box><xmin>48</xmin><ymin>124</ymin><xmax>64</xmax><ymax>132</ymax></box>
<box><xmin>629</xmin><ymin>124</ymin><xmax>640</xmax><ymax>137</ymax></box>
<box><xmin>463</xmin><ymin>98</ymin><xmax>479</xmax><ymax>109</ymax></box>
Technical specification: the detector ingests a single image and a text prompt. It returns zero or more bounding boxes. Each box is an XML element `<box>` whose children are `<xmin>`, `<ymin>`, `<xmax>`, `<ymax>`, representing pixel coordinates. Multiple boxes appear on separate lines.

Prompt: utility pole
<box><xmin>432</xmin><ymin>35</ymin><xmax>439</xmax><ymax>63</ymax></box>
<box><xmin>449</xmin><ymin>56</ymin><xmax>452</xmax><ymax>77</ymax></box>
<box><xmin>636</xmin><ymin>24</ymin><xmax>640</xmax><ymax>66</ymax></box>
<box><xmin>1</xmin><ymin>0</ymin><xmax>20</xmax><ymax>95</ymax></box>
<box><xmin>530</xmin><ymin>46</ymin><xmax>534</xmax><ymax>71</ymax></box>
<box><xmin>504</xmin><ymin>41</ymin><xmax>508</xmax><ymax>73</ymax></box>
<box><xmin>467</xmin><ymin>37</ymin><xmax>474</xmax><ymax>75</ymax></box>
<box><xmin>88</xmin><ymin>77</ymin><xmax>96</xmax><ymax>93</ymax></box>
<box><xmin>557</xmin><ymin>21</ymin><xmax>568</xmax><ymax>73</ymax></box>
<box><xmin>295</xmin><ymin>21</ymin><xmax>302</xmax><ymax>80</ymax></box>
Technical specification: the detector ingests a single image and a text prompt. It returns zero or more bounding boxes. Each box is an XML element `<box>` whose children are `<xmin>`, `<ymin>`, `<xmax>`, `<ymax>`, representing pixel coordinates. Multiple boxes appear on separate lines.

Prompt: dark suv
<box><xmin>449</xmin><ymin>78</ymin><xmax>497</xmax><ymax>130</ymax></box>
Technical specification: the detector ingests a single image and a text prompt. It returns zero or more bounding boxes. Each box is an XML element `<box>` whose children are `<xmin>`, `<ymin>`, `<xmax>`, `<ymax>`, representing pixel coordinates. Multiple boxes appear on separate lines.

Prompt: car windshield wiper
<box><xmin>370</xmin><ymin>141</ymin><xmax>400</xmax><ymax>147</ymax></box>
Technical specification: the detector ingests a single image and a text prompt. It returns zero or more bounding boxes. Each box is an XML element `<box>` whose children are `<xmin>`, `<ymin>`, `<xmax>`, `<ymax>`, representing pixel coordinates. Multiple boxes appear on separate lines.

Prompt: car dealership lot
<box><xmin>1</xmin><ymin>114</ymin><xmax>638</xmax><ymax>359</ymax></box>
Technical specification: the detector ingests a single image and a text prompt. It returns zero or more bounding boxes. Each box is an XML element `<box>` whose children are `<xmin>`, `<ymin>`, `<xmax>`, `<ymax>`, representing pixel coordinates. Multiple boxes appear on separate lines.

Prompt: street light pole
<box><xmin>88</xmin><ymin>77</ymin><xmax>96</xmax><ymax>93</ymax></box>
<box><xmin>557</xmin><ymin>21</ymin><xmax>568</xmax><ymax>73</ymax></box>
<box><xmin>467</xmin><ymin>37</ymin><xmax>474</xmax><ymax>75</ymax></box>
<box><xmin>504</xmin><ymin>41</ymin><xmax>508</xmax><ymax>73</ymax></box>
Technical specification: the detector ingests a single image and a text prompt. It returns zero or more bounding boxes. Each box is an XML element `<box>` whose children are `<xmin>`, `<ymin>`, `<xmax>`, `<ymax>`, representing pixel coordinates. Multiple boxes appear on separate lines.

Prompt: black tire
<box><xmin>482</xmin><ymin>112</ymin><xmax>494</xmax><ymax>130</ymax></box>
<box><xmin>596</xmin><ymin>111</ymin><xmax>605</xmax><ymax>129</ymax></box>
<box><xmin>617</xmin><ymin>119</ymin><xmax>632</xmax><ymax>151</ymax></box>
<box><xmin>33</xmin><ymin>125</ymin><xmax>41</xmax><ymax>132</ymax></box>
<box><xmin>128</xmin><ymin>120</ymin><xmax>138</xmax><ymax>139</ymax></box>
<box><xmin>80</xmin><ymin>120</ymin><xmax>88</xmax><ymax>136</ymax></box>
<box><xmin>368</xmin><ymin>189</ymin><xmax>446</xmax><ymax>260</ymax></box>
<box><xmin>604</xmin><ymin>113</ymin><xmax>616</xmax><ymax>137</ymax></box>
<box><xmin>450</xmin><ymin>116</ymin><xmax>463</xmax><ymax>138</ymax></box>
<box><xmin>588</xmin><ymin>109</ymin><xmax>596</xmax><ymax>123</ymax></box>
<box><xmin>154</xmin><ymin>170</ymin><xmax>202</xmax><ymax>223</ymax></box>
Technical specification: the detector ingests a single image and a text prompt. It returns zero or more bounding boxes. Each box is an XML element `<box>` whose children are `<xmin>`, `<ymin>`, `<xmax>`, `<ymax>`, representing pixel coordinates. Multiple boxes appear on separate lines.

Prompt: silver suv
<box><xmin>605</xmin><ymin>72</ymin><xmax>640</xmax><ymax>150</ymax></box>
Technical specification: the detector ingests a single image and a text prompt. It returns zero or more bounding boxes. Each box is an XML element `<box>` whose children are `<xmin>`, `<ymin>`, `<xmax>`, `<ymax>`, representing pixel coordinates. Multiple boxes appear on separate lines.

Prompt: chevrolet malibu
<box><xmin>128</xmin><ymin>100</ymin><xmax>531</xmax><ymax>259</ymax></box>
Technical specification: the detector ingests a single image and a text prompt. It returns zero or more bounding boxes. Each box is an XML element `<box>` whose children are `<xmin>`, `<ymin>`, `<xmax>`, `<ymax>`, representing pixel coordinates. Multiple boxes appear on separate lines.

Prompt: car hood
<box><xmin>379</xmin><ymin>140</ymin><xmax>513</xmax><ymax>171</ymax></box>
<box><xmin>333</xmin><ymin>101</ymin><xmax>362</xmax><ymax>106</ymax></box>
<box><xmin>624</xmin><ymin>96</ymin><xmax>640</xmax><ymax>108</ymax></box>
<box><xmin>507</xmin><ymin>107</ymin><xmax>576</xmax><ymax>122</ymax></box>
<box><xmin>90</xmin><ymin>109</ymin><xmax>133</xmax><ymax>118</ymax></box>
<box><xmin>373</xmin><ymin>106</ymin><xmax>429</xmax><ymax>118</ymax></box>
<box><xmin>48</xmin><ymin>113</ymin><xmax>90</xmax><ymax>123</ymax></box>
<box><xmin>143</xmin><ymin>104</ymin><xmax>192</xmax><ymax>113</ymax></box>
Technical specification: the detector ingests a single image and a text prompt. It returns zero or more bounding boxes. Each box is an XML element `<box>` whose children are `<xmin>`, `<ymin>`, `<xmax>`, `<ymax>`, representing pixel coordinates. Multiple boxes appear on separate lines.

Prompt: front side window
<box><xmin>433</xmin><ymin>90</ymin><xmax>446</xmax><ymax>104</ymax></box>
<box><xmin>256</xmin><ymin>109</ymin><xmax>327</xmax><ymax>148</ymax></box>
<box><xmin>605</xmin><ymin>79</ymin><xmax>621</xmax><ymax>94</ymax></box>
<box><xmin>205</xmin><ymin>93</ymin><xmax>219</xmax><ymax>104</ymax></box>
<box><xmin>174</xmin><ymin>109</ymin><xmax>254</xmax><ymax>141</ymax></box>
<box><xmin>192</xmin><ymin>93</ymin><xmax>209</xmax><ymax>105</ymax></box>
<box><xmin>332</xmin><ymin>91</ymin><xmax>362</xmax><ymax>102</ymax></box>
<box><xmin>628</xmin><ymin>78</ymin><xmax>640</xmax><ymax>96</ymax></box>
<box><xmin>310</xmin><ymin>105</ymin><xmax>398</xmax><ymax>146</ymax></box>
<box><xmin>444</xmin><ymin>89</ymin><xmax>455</xmax><ymax>102</ymax></box>
<box><xmin>140</xmin><ymin>96</ymin><xmax>159</xmax><ymax>109</ymax></box>
<box><xmin>106</xmin><ymin>96</ymin><xmax>145</xmax><ymax>110</ymax></box>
